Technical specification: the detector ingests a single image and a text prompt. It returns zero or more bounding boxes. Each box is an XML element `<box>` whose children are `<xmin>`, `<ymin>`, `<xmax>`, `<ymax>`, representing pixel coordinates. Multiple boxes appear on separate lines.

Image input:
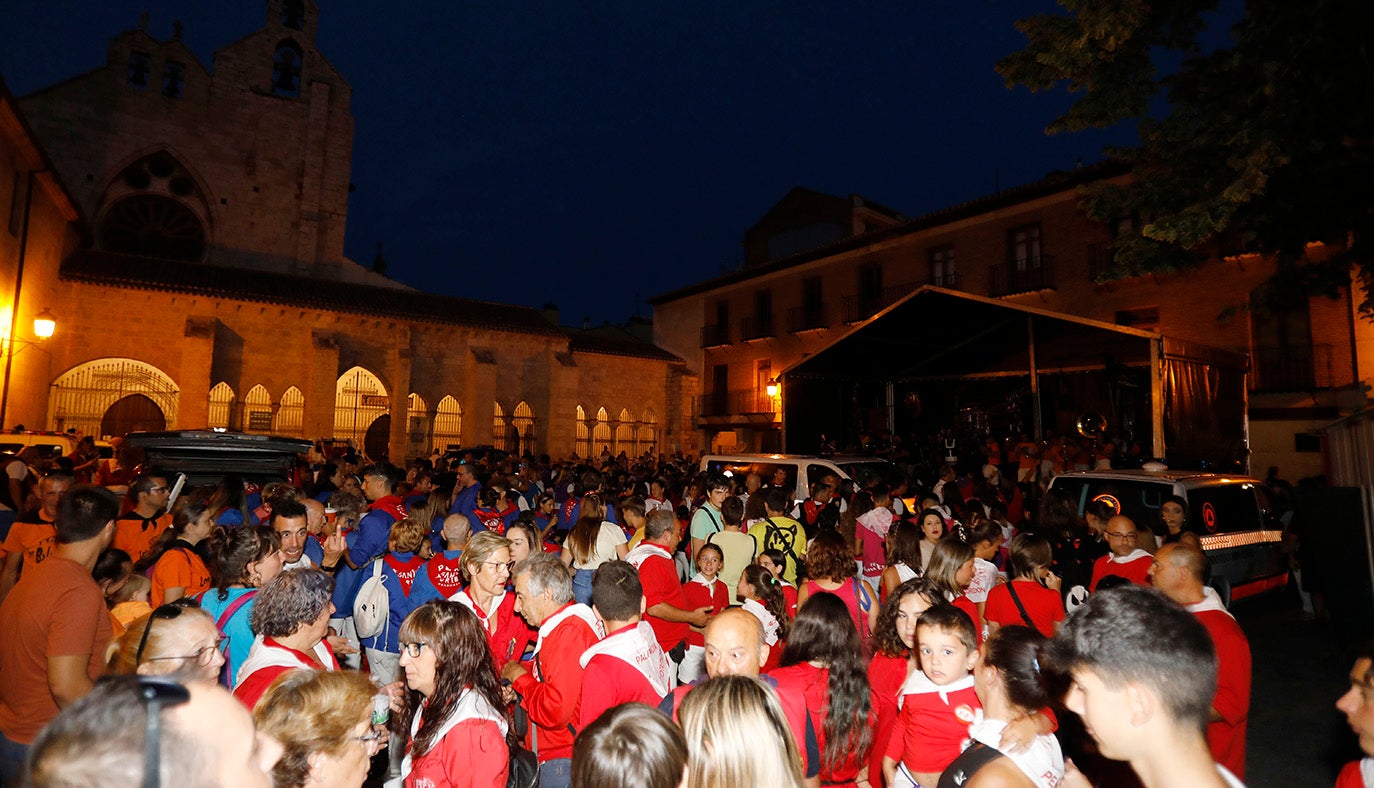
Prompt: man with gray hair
<box><xmin>502</xmin><ymin>553</ymin><xmax>600</xmax><ymax>788</ymax></box>
<box><xmin>25</xmin><ymin>677</ymin><xmax>281</xmax><ymax>788</ymax></box>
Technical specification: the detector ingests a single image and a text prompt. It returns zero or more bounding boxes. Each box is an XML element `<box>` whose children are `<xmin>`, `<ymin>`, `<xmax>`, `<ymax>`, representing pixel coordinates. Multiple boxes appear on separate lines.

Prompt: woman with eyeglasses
<box><xmin>105</xmin><ymin>600</ymin><xmax>227</xmax><ymax>683</ymax></box>
<box><xmin>449</xmin><ymin>531</ymin><xmax>533</xmax><ymax>667</ymax></box>
<box><xmin>144</xmin><ymin>500</ymin><xmax>216</xmax><ymax>607</ymax></box>
<box><xmin>396</xmin><ymin>600</ymin><xmax>510</xmax><ymax>788</ymax></box>
<box><xmin>254</xmin><ymin>668</ymin><xmax>386</xmax><ymax>788</ymax></box>
<box><xmin>199</xmin><ymin>525</ymin><xmax>285</xmax><ymax>686</ymax></box>
<box><xmin>234</xmin><ymin>568</ymin><xmax>340</xmax><ymax>709</ymax></box>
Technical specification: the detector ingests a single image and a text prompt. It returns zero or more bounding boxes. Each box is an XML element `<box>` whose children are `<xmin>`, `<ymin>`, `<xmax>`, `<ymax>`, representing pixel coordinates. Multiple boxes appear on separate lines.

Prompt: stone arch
<box><xmin>493</xmin><ymin>402</ymin><xmax>507</xmax><ymax>451</ymax></box>
<box><xmin>242</xmin><ymin>385</ymin><xmax>272</xmax><ymax>433</ymax></box>
<box><xmin>207</xmin><ymin>381</ymin><xmax>235</xmax><ymax>429</ymax></box>
<box><xmin>96</xmin><ymin>149</ymin><xmax>212</xmax><ymax>261</ymax></box>
<box><xmin>276</xmin><ymin>386</ymin><xmax>305</xmax><ymax>437</ymax></box>
<box><xmin>48</xmin><ymin>358</ymin><xmax>179</xmax><ymax>438</ymax></box>
<box><xmin>575</xmin><ymin>405</ymin><xmax>591</xmax><ymax>457</ymax></box>
<box><xmin>433</xmin><ymin>396</ymin><xmax>462</xmax><ymax>452</ymax></box>
<box><xmin>593</xmin><ymin>407</ymin><xmax>611</xmax><ymax>454</ymax></box>
<box><xmin>407</xmin><ymin>393</ymin><xmax>430</xmax><ymax>454</ymax></box>
<box><xmin>637</xmin><ymin>408</ymin><xmax>658</xmax><ymax>456</ymax></box>
<box><xmin>512</xmin><ymin>401</ymin><xmax>535</xmax><ymax>455</ymax></box>
<box><xmin>335</xmin><ymin>366</ymin><xmax>388</xmax><ymax>451</ymax></box>
<box><xmin>615</xmin><ymin>408</ymin><xmax>634</xmax><ymax>456</ymax></box>
<box><xmin>272</xmin><ymin>39</ymin><xmax>304</xmax><ymax>96</ymax></box>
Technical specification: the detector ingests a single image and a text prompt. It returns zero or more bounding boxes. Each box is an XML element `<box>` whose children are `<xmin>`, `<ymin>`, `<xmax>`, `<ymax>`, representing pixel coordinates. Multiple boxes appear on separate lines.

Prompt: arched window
<box><xmin>433</xmin><ymin>396</ymin><xmax>462</xmax><ymax>452</ymax></box>
<box><xmin>492</xmin><ymin>403</ymin><xmax>507</xmax><ymax>451</ymax></box>
<box><xmin>512</xmin><ymin>401</ymin><xmax>535</xmax><ymax>455</ymax></box>
<box><xmin>407</xmin><ymin>393</ymin><xmax>430</xmax><ymax>453</ymax></box>
<box><xmin>615</xmin><ymin>408</ymin><xmax>634</xmax><ymax>456</ymax></box>
<box><xmin>48</xmin><ymin>358</ymin><xmax>180</xmax><ymax>437</ymax></box>
<box><xmin>98</xmin><ymin>151</ymin><xmax>210</xmax><ymax>261</ymax></box>
<box><xmin>637</xmin><ymin>408</ymin><xmax>658</xmax><ymax>456</ymax></box>
<box><xmin>272</xmin><ymin>40</ymin><xmax>303</xmax><ymax>97</ymax></box>
<box><xmin>207</xmin><ymin>382</ymin><xmax>235</xmax><ymax>430</ymax></box>
<box><xmin>575</xmin><ymin>406</ymin><xmax>591</xmax><ymax>458</ymax></box>
<box><xmin>276</xmin><ymin>387</ymin><xmax>305</xmax><ymax>437</ymax></box>
<box><xmin>593</xmin><ymin>407</ymin><xmax>611</xmax><ymax>455</ymax></box>
<box><xmin>334</xmin><ymin>367</ymin><xmax>388</xmax><ymax>449</ymax></box>
<box><xmin>243</xmin><ymin>385</ymin><xmax>272</xmax><ymax>433</ymax></box>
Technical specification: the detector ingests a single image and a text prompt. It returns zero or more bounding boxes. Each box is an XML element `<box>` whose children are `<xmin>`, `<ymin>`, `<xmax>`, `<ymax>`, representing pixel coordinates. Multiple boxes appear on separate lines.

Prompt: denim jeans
<box><xmin>0</xmin><ymin>728</ymin><xmax>29</xmax><ymax>788</ymax></box>
<box><xmin>571</xmin><ymin>569</ymin><xmax>594</xmax><ymax>606</ymax></box>
<box><xmin>539</xmin><ymin>758</ymin><xmax>572</xmax><ymax>788</ymax></box>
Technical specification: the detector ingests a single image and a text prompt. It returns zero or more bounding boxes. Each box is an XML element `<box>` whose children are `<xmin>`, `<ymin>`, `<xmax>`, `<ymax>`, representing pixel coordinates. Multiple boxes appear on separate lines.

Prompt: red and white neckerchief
<box><xmin>578</xmin><ymin>620</ymin><xmax>673</xmax><ymax>696</ymax></box>
<box><xmin>741</xmin><ymin>597</ymin><xmax>780</xmax><ymax>645</ymax></box>
<box><xmin>625</xmin><ymin>542</ymin><xmax>672</xmax><ymax>569</ymax></box>
<box><xmin>450</xmin><ymin>587</ymin><xmax>505</xmax><ymax>634</ymax></box>
<box><xmin>531</xmin><ymin>603</ymin><xmax>602</xmax><ymax>671</ymax></box>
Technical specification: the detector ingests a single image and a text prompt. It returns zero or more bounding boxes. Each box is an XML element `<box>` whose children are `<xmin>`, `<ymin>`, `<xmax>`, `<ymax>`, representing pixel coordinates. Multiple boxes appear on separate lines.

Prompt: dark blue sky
<box><xmin>4</xmin><ymin>1</ymin><xmax>1140</xmax><ymax>324</ymax></box>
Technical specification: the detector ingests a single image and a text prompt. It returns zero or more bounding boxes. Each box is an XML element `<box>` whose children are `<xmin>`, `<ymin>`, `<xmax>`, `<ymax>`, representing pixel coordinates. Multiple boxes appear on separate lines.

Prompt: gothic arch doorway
<box><xmin>100</xmin><ymin>394</ymin><xmax>166</xmax><ymax>436</ymax></box>
<box><xmin>48</xmin><ymin>358</ymin><xmax>180</xmax><ymax>438</ymax></box>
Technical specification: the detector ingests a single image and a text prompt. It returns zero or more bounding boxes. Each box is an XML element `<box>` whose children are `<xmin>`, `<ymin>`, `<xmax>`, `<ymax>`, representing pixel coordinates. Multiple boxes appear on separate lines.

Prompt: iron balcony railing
<box><xmin>1251</xmin><ymin>344</ymin><xmax>1333</xmax><ymax>391</ymax></box>
<box><xmin>700</xmin><ymin>323</ymin><xmax>731</xmax><ymax>348</ymax></box>
<box><xmin>698</xmin><ymin>389</ymin><xmax>777</xmax><ymax>418</ymax></box>
<box><xmin>740</xmin><ymin>314</ymin><xmax>775</xmax><ymax>341</ymax></box>
<box><xmin>787</xmin><ymin>303</ymin><xmax>830</xmax><ymax>332</ymax></box>
<box><xmin>988</xmin><ymin>255</ymin><xmax>1056</xmax><ymax>297</ymax></box>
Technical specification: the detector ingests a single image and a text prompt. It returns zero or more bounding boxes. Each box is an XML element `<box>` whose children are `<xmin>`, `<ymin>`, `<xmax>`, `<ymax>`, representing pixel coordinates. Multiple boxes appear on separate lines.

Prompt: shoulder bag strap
<box><xmin>216</xmin><ymin>590</ymin><xmax>258</xmax><ymax>631</ymax></box>
<box><xmin>1005</xmin><ymin>581</ymin><xmax>1037</xmax><ymax>630</ymax></box>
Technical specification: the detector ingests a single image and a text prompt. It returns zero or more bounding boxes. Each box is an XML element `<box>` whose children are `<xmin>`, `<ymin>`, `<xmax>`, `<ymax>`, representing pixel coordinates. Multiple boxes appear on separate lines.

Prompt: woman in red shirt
<box><xmin>926</xmin><ymin>532</ymin><xmax>984</xmax><ymax>642</ymax></box>
<box><xmin>770</xmin><ymin>592</ymin><xmax>875</xmax><ymax>787</ymax></box>
<box><xmin>867</xmin><ymin>578</ymin><xmax>943</xmax><ymax>785</ymax></box>
<box><xmin>983</xmin><ymin>533</ymin><xmax>1065</xmax><ymax>638</ymax></box>
<box><xmin>396</xmin><ymin>600</ymin><xmax>509</xmax><ymax>788</ymax></box>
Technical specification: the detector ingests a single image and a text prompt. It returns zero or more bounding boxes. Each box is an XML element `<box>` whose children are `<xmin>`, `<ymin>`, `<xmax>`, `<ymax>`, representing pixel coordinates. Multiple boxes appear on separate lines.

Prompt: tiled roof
<box><xmin>650</xmin><ymin>159</ymin><xmax>1130</xmax><ymax>305</ymax></box>
<box><xmin>566</xmin><ymin>331</ymin><xmax>683</xmax><ymax>363</ymax></box>
<box><xmin>60</xmin><ymin>249</ymin><xmax>567</xmax><ymax>336</ymax></box>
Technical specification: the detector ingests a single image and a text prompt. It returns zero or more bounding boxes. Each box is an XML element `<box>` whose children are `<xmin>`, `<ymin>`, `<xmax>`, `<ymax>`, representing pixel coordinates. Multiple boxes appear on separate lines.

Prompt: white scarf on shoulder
<box><xmin>741</xmin><ymin>597</ymin><xmax>780</xmax><ymax>645</ymax></box>
<box><xmin>625</xmin><ymin>542</ymin><xmax>672</xmax><ymax>569</ymax></box>
<box><xmin>400</xmin><ymin>689</ymin><xmax>508</xmax><ymax>779</ymax></box>
<box><xmin>578</xmin><ymin>620</ymin><xmax>673</xmax><ymax>697</ymax></box>
<box><xmin>531</xmin><ymin>603</ymin><xmax>601</xmax><ymax>667</ymax></box>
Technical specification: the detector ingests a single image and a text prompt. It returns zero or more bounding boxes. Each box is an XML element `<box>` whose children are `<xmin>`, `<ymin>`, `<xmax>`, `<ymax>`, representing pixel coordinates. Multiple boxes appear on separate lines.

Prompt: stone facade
<box><xmin>0</xmin><ymin>2</ymin><xmax>693</xmax><ymax>460</ymax></box>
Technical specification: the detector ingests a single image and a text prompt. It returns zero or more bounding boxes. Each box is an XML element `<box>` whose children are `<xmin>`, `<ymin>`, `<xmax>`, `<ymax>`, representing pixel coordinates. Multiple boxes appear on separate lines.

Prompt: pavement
<box><xmin>1239</xmin><ymin>588</ymin><xmax>1360</xmax><ymax>788</ymax></box>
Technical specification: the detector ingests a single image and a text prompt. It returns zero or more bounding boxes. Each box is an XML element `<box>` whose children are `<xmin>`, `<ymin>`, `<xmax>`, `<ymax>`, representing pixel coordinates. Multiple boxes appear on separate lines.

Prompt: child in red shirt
<box><xmin>884</xmin><ymin>604</ymin><xmax>981</xmax><ymax>788</ymax></box>
<box><xmin>680</xmin><ymin>543</ymin><xmax>729</xmax><ymax>682</ymax></box>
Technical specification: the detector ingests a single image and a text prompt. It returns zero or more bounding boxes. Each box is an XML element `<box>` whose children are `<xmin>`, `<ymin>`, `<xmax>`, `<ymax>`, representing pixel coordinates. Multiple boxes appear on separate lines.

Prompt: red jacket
<box><xmin>509</xmin><ymin>603</ymin><xmax>599</xmax><ymax>762</ymax></box>
<box><xmin>407</xmin><ymin>718</ymin><xmax>508</xmax><ymax>787</ymax></box>
<box><xmin>1193</xmin><ymin>604</ymin><xmax>1252</xmax><ymax>779</ymax></box>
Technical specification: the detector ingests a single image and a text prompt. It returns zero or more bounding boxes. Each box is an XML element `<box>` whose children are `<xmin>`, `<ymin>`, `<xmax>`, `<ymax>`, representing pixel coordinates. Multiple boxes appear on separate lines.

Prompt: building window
<box><xmin>929</xmin><ymin>245</ymin><xmax>956</xmax><ymax>286</ymax></box>
<box><xmin>272</xmin><ymin>41</ymin><xmax>303</xmax><ymax>97</ymax></box>
<box><xmin>281</xmin><ymin>0</ymin><xmax>305</xmax><ymax>29</ymax></box>
<box><xmin>161</xmin><ymin>61</ymin><xmax>185</xmax><ymax>98</ymax></box>
<box><xmin>128</xmin><ymin>50</ymin><xmax>151</xmax><ymax>88</ymax></box>
<box><xmin>1008</xmin><ymin>224</ymin><xmax>1043</xmax><ymax>269</ymax></box>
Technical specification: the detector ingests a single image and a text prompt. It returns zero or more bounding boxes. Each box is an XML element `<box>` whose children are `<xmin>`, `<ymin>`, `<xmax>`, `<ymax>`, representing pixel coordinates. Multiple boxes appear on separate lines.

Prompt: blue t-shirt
<box><xmin>197</xmin><ymin>587</ymin><xmax>259</xmax><ymax>686</ymax></box>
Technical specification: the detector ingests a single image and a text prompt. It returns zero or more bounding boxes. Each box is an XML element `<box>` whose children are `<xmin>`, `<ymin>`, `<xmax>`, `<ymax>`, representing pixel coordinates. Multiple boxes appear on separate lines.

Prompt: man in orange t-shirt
<box><xmin>0</xmin><ymin>472</ymin><xmax>73</xmax><ymax>606</ymax></box>
<box><xmin>0</xmin><ymin>484</ymin><xmax>120</xmax><ymax>784</ymax></box>
<box><xmin>114</xmin><ymin>474</ymin><xmax>172</xmax><ymax>565</ymax></box>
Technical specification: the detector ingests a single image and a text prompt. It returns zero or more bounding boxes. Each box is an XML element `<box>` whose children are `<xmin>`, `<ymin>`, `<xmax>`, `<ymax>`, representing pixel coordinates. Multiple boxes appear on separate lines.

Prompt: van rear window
<box><xmin>1188</xmin><ymin>484</ymin><xmax>1263</xmax><ymax>534</ymax></box>
<box><xmin>1055</xmin><ymin>478</ymin><xmax>1172</xmax><ymax>533</ymax></box>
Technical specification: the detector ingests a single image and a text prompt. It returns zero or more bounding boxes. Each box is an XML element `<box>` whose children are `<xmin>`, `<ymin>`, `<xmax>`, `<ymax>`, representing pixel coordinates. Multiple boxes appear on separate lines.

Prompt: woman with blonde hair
<box><xmin>106</xmin><ymin>600</ymin><xmax>226</xmax><ymax>684</ymax></box>
<box><xmin>253</xmin><ymin>668</ymin><xmax>386</xmax><ymax>788</ymax></box>
<box><xmin>678</xmin><ymin>675</ymin><xmax>805</xmax><ymax>788</ymax></box>
<box><xmin>451</xmin><ymin>530</ymin><xmax>533</xmax><ymax>666</ymax></box>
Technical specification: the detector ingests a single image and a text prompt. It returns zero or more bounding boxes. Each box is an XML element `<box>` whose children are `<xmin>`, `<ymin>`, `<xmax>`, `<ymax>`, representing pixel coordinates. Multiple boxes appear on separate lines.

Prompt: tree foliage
<box><xmin>997</xmin><ymin>0</ymin><xmax>1374</xmax><ymax>314</ymax></box>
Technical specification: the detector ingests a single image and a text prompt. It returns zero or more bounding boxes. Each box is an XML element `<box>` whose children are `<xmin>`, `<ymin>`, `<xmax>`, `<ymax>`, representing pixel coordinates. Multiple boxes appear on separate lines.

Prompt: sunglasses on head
<box><xmin>134</xmin><ymin>598</ymin><xmax>201</xmax><ymax>666</ymax></box>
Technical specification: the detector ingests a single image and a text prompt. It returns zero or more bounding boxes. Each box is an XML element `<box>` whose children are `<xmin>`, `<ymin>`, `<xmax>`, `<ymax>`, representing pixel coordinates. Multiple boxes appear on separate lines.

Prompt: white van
<box><xmin>1048</xmin><ymin>469</ymin><xmax>1287</xmax><ymax>604</ymax></box>
<box><xmin>699</xmin><ymin>454</ymin><xmax>897</xmax><ymax>506</ymax></box>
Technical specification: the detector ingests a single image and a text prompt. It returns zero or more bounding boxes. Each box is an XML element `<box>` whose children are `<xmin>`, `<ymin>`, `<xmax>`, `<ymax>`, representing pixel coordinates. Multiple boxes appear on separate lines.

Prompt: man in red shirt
<box><xmin>578</xmin><ymin>561</ymin><xmax>673</xmax><ymax>728</ymax></box>
<box><xmin>1150</xmin><ymin>542</ymin><xmax>1252</xmax><ymax>779</ymax></box>
<box><xmin>503</xmin><ymin>553</ymin><xmax>600</xmax><ymax>788</ymax></box>
<box><xmin>625</xmin><ymin>509</ymin><xmax>709</xmax><ymax>682</ymax></box>
<box><xmin>1089</xmin><ymin>515</ymin><xmax>1154</xmax><ymax>590</ymax></box>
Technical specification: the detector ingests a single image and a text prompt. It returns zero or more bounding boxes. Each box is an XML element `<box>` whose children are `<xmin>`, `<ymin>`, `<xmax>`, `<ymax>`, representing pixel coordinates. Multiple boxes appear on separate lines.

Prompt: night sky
<box><xmin>4</xmin><ymin>1</ymin><xmax>1140</xmax><ymax>325</ymax></box>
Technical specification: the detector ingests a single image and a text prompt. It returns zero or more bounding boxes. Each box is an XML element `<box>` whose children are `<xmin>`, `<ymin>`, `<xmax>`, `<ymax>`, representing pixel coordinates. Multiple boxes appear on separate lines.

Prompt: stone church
<box><xmin>0</xmin><ymin>0</ymin><xmax>693</xmax><ymax>460</ymax></box>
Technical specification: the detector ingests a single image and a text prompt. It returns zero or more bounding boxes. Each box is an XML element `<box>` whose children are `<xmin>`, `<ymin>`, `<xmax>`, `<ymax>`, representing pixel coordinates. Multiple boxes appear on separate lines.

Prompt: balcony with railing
<box><xmin>988</xmin><ymin>255</ymin><xmax>1056</xmax><ymax>297</ymax></box>
<box><xmin>787</xmin><ymin>303</ymin><xmax>830</xmax><ymax>333</ymax></box>
<box><xmin>1252</xmin><ymin>344</ymin><xmax>1333</xmax><ymax>391</ymax></box>
<box><xmin>841</xmin><ymin>280</ymin><xmax>927</xmax><ymax>324</ymax></box>
<box><xmin>698</xmin><ymin>388</ymin><xmax>778</xmax><ymax>420</ymax></box>
<box><xmin>700</xmin><ymin>323</ymin><xmax>731</xmax><ymax>348</ymax></box>
<box><xmin>930</xmin><ymin>271</ymin><xmax>962</xmax><ymax>289</ymax></box>
<box><xmin>740</xmin><ymin>314</ymin><xmax>775</xmax><ymax>341</ymax></box>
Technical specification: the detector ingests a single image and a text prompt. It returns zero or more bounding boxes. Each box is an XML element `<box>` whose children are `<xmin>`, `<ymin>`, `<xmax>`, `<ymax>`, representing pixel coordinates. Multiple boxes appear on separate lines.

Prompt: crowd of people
<box><xmin>0</xmin><ymin>443</ymin><xmax>1361</xmax><ymax>788</ymax></box>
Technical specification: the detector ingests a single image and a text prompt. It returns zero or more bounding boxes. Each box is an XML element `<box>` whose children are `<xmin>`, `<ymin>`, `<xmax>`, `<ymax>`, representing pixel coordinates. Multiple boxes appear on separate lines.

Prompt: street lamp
<box><xmin>0</xmin><ymin>307</ymin><xmax>57</xmax><ymax>429</ymax></box>
<box><xmin>32</xmin><ymin>309</ymin><xmax>55</xmax><ymax>339</ymax></box>
<box><xmin>765</xmin><ymin>380</ymin><xmax>779</xmax><ymax>397</ymax></box>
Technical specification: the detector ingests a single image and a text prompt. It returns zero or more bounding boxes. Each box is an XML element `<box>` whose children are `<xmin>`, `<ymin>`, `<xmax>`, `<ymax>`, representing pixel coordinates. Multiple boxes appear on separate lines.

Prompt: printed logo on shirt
<box><xmin>955</xmin><ymin>704</ymin><xmax>977</xmax><ymax>724</ymax></box>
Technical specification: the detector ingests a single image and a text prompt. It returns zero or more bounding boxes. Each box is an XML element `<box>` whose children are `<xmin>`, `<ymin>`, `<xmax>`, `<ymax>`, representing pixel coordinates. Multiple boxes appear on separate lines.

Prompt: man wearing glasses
<box><xmin>0</xmin><ymin>485</ymin><xmax>120</xmax><ymax>784</ymax></box>
<box><xmin>1089</xmin><ymin>515</ymin><xmax>1155</xmax><ymax>591</ymax></box>
<box><xmin>114</xmin><ymin>474</ymin><xmax>173</xmax><ymax>566</ymax></box>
